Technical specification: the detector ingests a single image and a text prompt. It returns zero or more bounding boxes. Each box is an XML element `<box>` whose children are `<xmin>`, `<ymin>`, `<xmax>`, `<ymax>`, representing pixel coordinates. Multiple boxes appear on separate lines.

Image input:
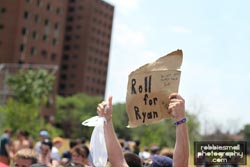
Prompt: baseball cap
<box><xmin>150</xmin><ymin>155</ymin><xmax>173</xmax><ymax>167</ymax></box>
<box><xmin>39</xmin><ymin>130</ymin><xmax>48</xmax><ymax>137</ymax></box>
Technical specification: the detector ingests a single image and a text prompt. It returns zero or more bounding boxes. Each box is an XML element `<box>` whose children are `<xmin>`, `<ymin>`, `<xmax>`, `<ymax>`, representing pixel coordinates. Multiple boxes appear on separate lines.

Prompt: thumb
<box><xmin>108</xmin><ymin>96</ymin><xmax>113</xmax><ymax>107</ymax></box>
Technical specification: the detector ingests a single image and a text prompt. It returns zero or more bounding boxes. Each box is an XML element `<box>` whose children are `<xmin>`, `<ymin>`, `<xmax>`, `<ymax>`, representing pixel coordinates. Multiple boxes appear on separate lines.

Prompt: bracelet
<box><xmin>173</xmin><ymin>117</ymin><xmax>187</xmax><ymax>126</ymax></box>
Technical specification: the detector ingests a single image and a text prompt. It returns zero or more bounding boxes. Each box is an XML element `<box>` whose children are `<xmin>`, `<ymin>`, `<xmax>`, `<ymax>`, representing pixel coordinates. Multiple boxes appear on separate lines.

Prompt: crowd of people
<box><xmin>0</xmin><ymin>93</ymin><xmax>189</xmax><ymax>167</ymax></box>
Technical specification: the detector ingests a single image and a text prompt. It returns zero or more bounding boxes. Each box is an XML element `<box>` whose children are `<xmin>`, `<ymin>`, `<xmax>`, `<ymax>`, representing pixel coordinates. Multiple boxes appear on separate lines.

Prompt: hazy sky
<box><xmin>104</xmin><ymin>0</ymin><xmax>250</xmax><ymax>134</ymax></box>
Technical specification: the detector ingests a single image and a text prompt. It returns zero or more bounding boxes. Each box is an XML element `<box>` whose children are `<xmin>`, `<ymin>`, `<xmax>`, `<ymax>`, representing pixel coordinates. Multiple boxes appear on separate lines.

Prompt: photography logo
<box><xmin>194</xmin><ymin>141</ymin><xmax>247</xmax><ymax>165</ymax></box>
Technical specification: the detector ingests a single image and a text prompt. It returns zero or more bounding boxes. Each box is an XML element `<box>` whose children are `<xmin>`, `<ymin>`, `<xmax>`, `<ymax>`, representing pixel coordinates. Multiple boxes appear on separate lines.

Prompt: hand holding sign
<box><xmin>126</xmin><ymin>49</ymin><xmax>183</xmax><ymax>128</ymax></box>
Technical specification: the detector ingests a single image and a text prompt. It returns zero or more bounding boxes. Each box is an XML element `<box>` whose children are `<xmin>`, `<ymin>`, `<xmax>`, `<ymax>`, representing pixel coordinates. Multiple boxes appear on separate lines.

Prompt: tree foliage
<box><xmin>0</xmin><ymin>99</ymin><xmax>62</xmax><ymax>139</ymax></box>
<box><xmin>111</xmin><ymin>103</ymin><xmax>201</xmax><ymax>149</ymax></box>
<box><xmin>243</xmin><ymin>124</ymin><xmax>250</xmax><ymax>154</ymax></box>
<box><xmin>6</xmin><ymin>69</ymin><xmax>55</xmax><ymax>105</ymax></box>
<box><xmin>55</xmin><ymin>94</ymin><xmax>102</xmax><ymax>138</ymax></box>
<box><xmin>0</xmin><ymin>69</ymin><xmax>61</xmax><ymax>139</ymax></box>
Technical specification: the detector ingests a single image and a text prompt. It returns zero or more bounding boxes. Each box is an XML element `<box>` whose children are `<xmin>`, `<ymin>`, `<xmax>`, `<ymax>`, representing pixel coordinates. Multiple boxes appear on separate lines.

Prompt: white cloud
<box><xmin>171</xmin><ymin>26</ymin><xmax>191</xmax><ymax>34</ymax></box>
<box><xmin>115</xmin><ymin>24</ymin><xmax>146</xmax><ymax>48</ymax></box>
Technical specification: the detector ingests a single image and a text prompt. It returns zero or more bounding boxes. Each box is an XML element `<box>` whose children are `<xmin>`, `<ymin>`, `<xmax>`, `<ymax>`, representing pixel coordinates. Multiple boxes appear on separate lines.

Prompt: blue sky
<box><xmin>104</xmin><ymin>0</ymin><xmax>250</xmax><ymax>134</ymax></box>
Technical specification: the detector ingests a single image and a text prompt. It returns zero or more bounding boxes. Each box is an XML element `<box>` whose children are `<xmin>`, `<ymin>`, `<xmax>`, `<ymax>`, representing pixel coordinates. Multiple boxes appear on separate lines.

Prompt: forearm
<box><xmin>173</xmin><ymin>122</ymin><xmax>189</xmax><ymax>167</ymax></box>
<box><xmin>104</xmin><ymin>120</ymin><xmax>128</xmax><ymax>167</ymax></box>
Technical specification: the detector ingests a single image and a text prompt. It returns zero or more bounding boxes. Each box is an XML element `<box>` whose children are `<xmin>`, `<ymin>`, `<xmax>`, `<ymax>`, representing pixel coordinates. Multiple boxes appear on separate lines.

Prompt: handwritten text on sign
<box><xmin>126</xmin><ymin>71</ymin><xmax>181</xmax><ymax>127</ymax></box>
<box><xmin>131</xmin><ymin>75</ymin><xmax>159</xmax><ymax>123</ymax></box>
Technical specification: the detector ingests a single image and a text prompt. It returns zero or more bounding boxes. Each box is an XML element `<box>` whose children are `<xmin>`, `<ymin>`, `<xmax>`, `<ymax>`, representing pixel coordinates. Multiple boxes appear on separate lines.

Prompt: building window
<box><xmin>63</xmin><ymin>55</ymin><xmax>69</xmax><ymax>60</ymax></box>
<box><xmin>56</xmin><ymin>8</ymin><xmax>62</xmax><ymax>15</ymax></box>
<box><xmin>21</xmin><ymin>27</ymin><xmax>28</xmax><ymax>35</ymax></box>
<box><xmin>66</xmin><ymin>26</ymin><xmax>73</xmax><ymax>32</ymax></box>
<box><xmin>67</xmin><ymin>16</ymin><xmax>74</xmax><ymax>22</ymax></box>
<box><xmin>64</xmin><ymin>45</ymin><xmax>71</xmax><ymax>51</ymax></box>
<box><xmin>32</xmin><ymin>31</ymin><xmax>39</xmax><ymax>39</ymax></box>
<box><xmin>20</xmin><ymin>44</ymin><xmax>25</xmax><ymax>52</ymax></box>
<box><xmin>65</xmin><ymin>35</ymin><xmax>71</xmax><ymax>41</ymax></box>
<box><xmin>44</xmin><ymin>19</ymin><xmax>50</xmax><ymax>26</ymax></box>
<box><xmin>34</xmin><ymin>14</ymin><xmax>40</xmax><ymax>23</ymax></box>
<box><xmin>54</xmin><ymin>23</ymin><xmax>59</xmax><ymax>30</ymax></box>
<box><xmin>41</xmin><ymin>50</ymin><xmax>47</xmax><ymax>58</ymax></box>
<box><xmin>46</xmin><ymin>3</ymin><xmax>52</xmax><ymax>11</ymax></box>
<box><xmin>52</xmin><ymin>38</ymin><xmax>58</xmax><ymax>46</ymax></box>
<box><xmin>1</xmin><ymin>8</ymin><xmax>6</xmax><ymax>14</ymax></box>
<box><xmin>60</xmin><ymin>74</ymin><xmax>67</xmax><ymax>80</ymax></box>
<box><xmin>24</xmin><ymin>11</ymin><xmax>30</xmax><ymax>19</ymax></box>
<box><xmin>31</xmin><ymin>47</ymin><xmax>37</xmax><ymax>55</ymax></box>
<box><xmin>62</xmin><ymin>65</ymin><xmax>68</xmax><ymax>70</ymax></box>
<box><xmin>37</xmin><ymin>0</ymin><xmax>42</xmax><ymax>7</ymax></box>
<box><xmin>59</xmin><ymin>84</ymin><xmax>66</xmax><ymax>90</ymax></box>
<box><xmin>51</xmin><ymin>53</ymin><xmax>56</xmax><ymax>61</ymax></box>
<box><xmin>0</xmin><ymin>24</ymin><xmax>4</xmax><ymax>30</ymax></box>
<box><xmin>43</xmin><ymin>34</ymin><xmax>48</xmax><ymax>41</ymax></box>
<box><xmin>68</xmin><ymin>7</ymin><xmax>75</xmax><ymax>13</ymax></box>
<box><xmin>26</xmin><ymin>0</ymin><xmax>33</xmax><ymax>3</ymax></box>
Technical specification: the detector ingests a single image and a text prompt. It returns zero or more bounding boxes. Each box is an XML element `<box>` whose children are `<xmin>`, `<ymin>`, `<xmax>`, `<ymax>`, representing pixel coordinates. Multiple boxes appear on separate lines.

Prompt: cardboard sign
<box><xmin>126</xmin><ymin>49</ymin><xmax>183</xmax><ymax>128</ymax></box>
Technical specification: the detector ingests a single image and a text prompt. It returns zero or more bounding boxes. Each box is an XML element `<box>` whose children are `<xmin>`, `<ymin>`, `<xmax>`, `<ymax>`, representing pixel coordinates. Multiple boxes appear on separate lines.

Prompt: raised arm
<box><xmin>97</xmin><ymin>96</ymin><xmax>128</xmax><ymax>167</ymax></box>
<box><xmin>168</xmin><ymin>93</ymin><xmax>189</xmax><ymax>167</ymax></box>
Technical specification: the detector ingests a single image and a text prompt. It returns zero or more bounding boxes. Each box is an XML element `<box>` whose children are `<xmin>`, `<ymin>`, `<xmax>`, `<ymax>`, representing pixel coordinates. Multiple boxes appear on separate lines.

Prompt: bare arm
<box><xmin>168</xmin><ymin>93</ymin><xmax>189</xmax><ymax>167</ymax></box>
<box><xmin>97</xmin><ymin>96</ymin><xmax>128</xmax><ymax>167</ymax></box>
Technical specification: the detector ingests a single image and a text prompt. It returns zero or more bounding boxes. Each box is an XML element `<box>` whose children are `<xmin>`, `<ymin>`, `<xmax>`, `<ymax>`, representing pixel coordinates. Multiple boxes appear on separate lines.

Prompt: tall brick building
<box><xmin>58</xmin><ymin>0</ymin><xmax>114</xmax><ymax>97</ymax></box>
<box><xmin>0</xmin><ymin>0</ymin><xmax>67</xmax><ymax>65</ymax></box>
<box><xmin>0</xmin><ymin>0</ymin><xmax>114</xmax><ymax>98</ymax></box>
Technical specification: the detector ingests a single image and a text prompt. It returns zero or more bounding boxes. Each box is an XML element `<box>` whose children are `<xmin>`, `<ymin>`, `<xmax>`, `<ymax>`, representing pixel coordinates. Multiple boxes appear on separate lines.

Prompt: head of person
<box><xmin>40</xmin><ymin>138</ymin><xmax>52</xmax><ymax>156</ymax></box>
<box><xmin>4</xmin><ymin>128</ymin><xmax>12</xmax><ymax>137</ymax></box>
<box><xmin>71</xmin><ymin>145</ymin><xmax>89</xmax><ymax>164</ymax></box>
<box><xmin>39</xmin><ymin>130</ymin><xmax>49</xmax><ymax>141</ymax></box>
<box><xmin>52</xmin><ymin>137</ymin><xmax>63</xmax><ymax>148</ymax></box>
<box><xmin>13</xmin><ymin>148</ymin><xmax>38</xmax><ymax>167</ymax></box>
<box><xmin>16</xmin><ymin>130</ymin><xmax>25</xmax><ymax>139</ymax></box>
<box><xmin>150</xmin><ymin>155</ymin><xmax>172</xmax><ymax>167</ymax></box>
<box><xmin>124</xmin><ymin>152</ymin><xmax>143</xmax><ymax>167</ymax></box>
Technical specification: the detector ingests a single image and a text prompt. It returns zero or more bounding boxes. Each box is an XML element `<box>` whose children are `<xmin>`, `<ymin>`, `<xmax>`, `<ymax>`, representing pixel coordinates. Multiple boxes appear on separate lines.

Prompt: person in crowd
<box><xmin>61</xmin><ymin>139</ymin><xmax>77</xmax><ymax>165</ymax></box>
<box><xmin>139</xmin><ymin>147</ymin><xmax>150</xmax><ymax>160</ymax></box>
<box><xmin>51</xmin><ymin>137</ymin><xmax>63</xmax><ymax>162</ymax></box>
<box><xmin>12</xmin><ymin>130</ymin><xmax>30</xmax><ymax>154</ymax></box>
<box><xmin>0</xmin><ymin>128</ymin><xmax>13</xmax><ymax>165</ymax></box>
<box><xmin>13</xmin><ymin>148</ymin><xmax>38</xmax><ymax>167</ymax></box>
<box><xmin>23</xmin><ymin>130</ymin><xmax>34</xmax><ymax>149</ymax></box>
<box><xmin>69</xmin><ymin>145</ymin><xmax>93</xmax><ymax>167</ymax></box>
<box><xmin>133</xmin><ymin>139</ymin><xmax>141</xmax><ymax>155</ymax></box>
<box><xmin>37</xmin><ymin>138</ymin><xmax>58</xmax><ymax>167</ymax></box>
<box><xmin>34</xmin><ymin>129</ymin><xmax>49</xmax><ymax>153</ymax></box>
<box><xmin>96</xmin><ymin>93</ymin><xmax>189</xmax><ymax>167</ymax></box>
<box><xmin>150</xmin><ymin>145</ymin><xmax>160</xmax><ymax>157</ymax></box>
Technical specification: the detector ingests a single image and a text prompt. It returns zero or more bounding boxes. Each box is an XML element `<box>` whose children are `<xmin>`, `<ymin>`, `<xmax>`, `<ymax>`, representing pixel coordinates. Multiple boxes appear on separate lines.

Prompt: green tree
<box><xmin>243</xmin><ymin>124</ymin><xmax>250</xmax><ymax>154</ymax></box>
<box><xmin>55</xmin><ymin>94</ymin><xmax>102</xmax><ymax>138</ymax></box>
<box><xmin>6</xmin><ymin>69</ymin><xmax>55</xmax><ymax>105</ymax></box>
<box><xmin>0</xmin><ymin>69</ymin><xmax>61</xmax><ymax>139</ymax></box>
<box><xmin>0</xmin><ymin>99</ymin><xmax>62</xmax><ymax>139</ymax></box>
<box><xmin>111</xmin><ymin>103</ymin><xmax>200</xmax><ymax>149</ymax></box>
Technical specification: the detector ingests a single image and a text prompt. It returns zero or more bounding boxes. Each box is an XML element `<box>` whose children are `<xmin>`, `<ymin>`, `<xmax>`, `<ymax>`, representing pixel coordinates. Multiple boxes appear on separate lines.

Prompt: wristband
<box><xmin>173</xmin><ymin>117</ymin><xmax>187</xmax><ymax>126</ymax></box>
